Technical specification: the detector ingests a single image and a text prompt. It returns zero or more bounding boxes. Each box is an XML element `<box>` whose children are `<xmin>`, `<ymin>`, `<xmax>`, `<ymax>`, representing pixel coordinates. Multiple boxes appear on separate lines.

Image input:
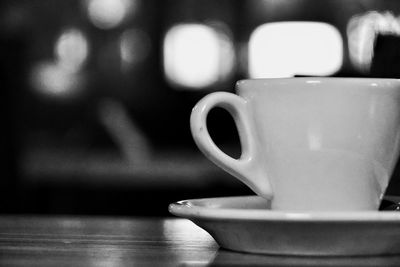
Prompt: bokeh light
<box><xmin>163</xmin><ymin>23</ymin><xmax>234</xmax><ymax>89</ymax></box>
<box><xmin>30</xmin><ymin>61</ymin><xmax>83</xmax><ymax>98</ymax></box>
<box><xmin>55</xmin><ymin>28</ymin><xmax>89</xmax><ymax>71</ymax></box>
<box><xmin>86</xmin><ymin>0</ymin><xmax>138</xmax><ymax>30</ymax></box>
<box><xmin>120</xmin><ymin>28</ymin><xmax>151</xmax><ymax>71</ymax></box>
<box><xmin>30</xmin><ymin>28</ymin><xmax>89</xmax><ymax>98</ymax></box>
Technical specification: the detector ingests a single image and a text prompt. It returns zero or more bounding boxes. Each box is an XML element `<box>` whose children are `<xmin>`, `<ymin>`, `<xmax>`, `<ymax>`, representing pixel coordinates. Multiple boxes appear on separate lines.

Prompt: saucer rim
<box><xmin>169</xmin><ymin>195</ymin><xmax>400</xmax><ymax>222</ymax></box>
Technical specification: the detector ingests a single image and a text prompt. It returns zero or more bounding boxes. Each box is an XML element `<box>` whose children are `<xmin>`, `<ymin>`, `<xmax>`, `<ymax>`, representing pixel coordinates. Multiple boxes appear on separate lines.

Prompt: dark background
<box><xmin>1</xmin><ymin>0</ymin><xmax>400</xmax><ymax>216</ymax></box>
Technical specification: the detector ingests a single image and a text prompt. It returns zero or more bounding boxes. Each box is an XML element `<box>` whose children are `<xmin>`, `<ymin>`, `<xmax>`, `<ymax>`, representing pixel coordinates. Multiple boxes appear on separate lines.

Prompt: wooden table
<box><xmin>1</xmin><ymin>216</ymin><xmax>400</xmax><ymax>266</ymax></box>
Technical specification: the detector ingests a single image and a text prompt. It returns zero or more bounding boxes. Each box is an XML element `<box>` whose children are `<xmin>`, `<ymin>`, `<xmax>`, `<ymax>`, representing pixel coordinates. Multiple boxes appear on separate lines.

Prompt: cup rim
<box><xmin>236</xmin><ymin>77</ymin><xmax>400</xmax><ymax>87</ymax></box>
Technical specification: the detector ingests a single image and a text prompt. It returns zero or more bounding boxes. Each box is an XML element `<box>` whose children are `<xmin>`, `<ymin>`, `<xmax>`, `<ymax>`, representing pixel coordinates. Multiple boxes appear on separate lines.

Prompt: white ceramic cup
<box><xmin>190</xmin><ymin>78</ymin><xmax>400</xmax><ymax>211</ymax></box>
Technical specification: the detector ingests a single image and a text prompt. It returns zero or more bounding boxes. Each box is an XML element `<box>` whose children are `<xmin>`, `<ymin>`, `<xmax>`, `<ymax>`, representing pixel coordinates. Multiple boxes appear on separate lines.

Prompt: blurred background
<box><xmin>1</xmin><ymin>0</ymin><xmax>400</xmax><ymax>216</ymax></box>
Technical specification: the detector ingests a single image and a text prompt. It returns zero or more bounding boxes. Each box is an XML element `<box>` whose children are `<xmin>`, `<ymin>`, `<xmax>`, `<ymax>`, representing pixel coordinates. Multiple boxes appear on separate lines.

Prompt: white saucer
<box><xmin>168</xmin><ymin>196</ymin><xmax>400</xmax><ymax>256</ymax></box>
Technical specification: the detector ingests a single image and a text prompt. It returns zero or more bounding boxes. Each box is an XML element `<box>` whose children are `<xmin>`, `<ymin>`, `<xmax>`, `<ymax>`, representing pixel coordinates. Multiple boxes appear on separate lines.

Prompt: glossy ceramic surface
<box><xmin>190</xmin><ymin>78</ymin><xmax>400</xmax><ymax>211</ymax></box>
<box><xmin>169</xmin><ymin>196</ymin><xmax>400</xmax><ymax>256</ymax></box>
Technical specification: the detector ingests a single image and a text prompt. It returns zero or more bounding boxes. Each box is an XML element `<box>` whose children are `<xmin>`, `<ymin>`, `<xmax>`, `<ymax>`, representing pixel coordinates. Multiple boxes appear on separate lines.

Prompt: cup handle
<box><xmin>190</xmin><ymin>92</ymin><xmax>273</xmax><ymax>199</ymax></box>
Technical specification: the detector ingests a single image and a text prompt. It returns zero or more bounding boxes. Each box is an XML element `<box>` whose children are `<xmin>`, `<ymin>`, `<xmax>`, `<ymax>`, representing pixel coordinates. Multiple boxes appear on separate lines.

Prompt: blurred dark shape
<box><xmin>98</xmin><ymin>98</ymin><xmax>152</xmax><ymax>163</ymax></box>
<box><xmin>370</xmin><ymin>34</ymin><xmax>400</xmax><ymax>78</ymax></box>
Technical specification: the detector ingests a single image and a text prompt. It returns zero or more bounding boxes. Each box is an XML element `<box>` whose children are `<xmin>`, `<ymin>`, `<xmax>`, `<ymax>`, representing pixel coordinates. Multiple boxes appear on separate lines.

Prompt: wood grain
<box><xmin>1</xmin><ymin>216</ymin><xmax>400</xmax><ymax>266</ymax></box>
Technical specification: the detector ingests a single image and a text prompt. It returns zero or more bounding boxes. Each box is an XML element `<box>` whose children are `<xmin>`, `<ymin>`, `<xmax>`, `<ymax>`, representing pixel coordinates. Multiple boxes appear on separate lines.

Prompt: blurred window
<box><xmin>248</xmin><ymin>21</ymin><xmax>343</xmax><ymax>78</ymax></box>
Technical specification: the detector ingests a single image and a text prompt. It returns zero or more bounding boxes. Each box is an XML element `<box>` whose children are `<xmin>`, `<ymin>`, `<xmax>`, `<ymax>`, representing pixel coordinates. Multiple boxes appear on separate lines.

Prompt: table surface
<box><xmin>1</xmin><ymin>216</ymin><xmax>400</xmax><ymax>266</ymax></box>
